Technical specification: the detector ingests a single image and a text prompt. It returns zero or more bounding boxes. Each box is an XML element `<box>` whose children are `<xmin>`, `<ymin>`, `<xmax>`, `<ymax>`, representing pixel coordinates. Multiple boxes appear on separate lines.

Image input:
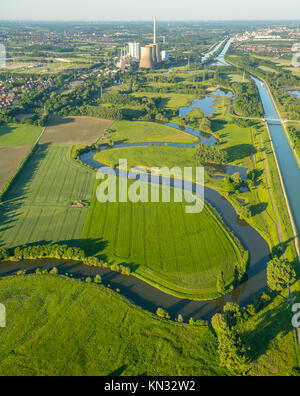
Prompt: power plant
<box><xmin>139</xmin><ymin>17</ymin><xmax>161</xmax><ymax>69</ymax></box>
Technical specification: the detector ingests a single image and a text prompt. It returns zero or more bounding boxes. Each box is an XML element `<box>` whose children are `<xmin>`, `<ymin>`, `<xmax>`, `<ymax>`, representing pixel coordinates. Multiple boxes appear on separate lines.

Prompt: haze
<box><xmin>1</xmin><ymin>0</ymin><xmax>300</xmax><ymax>21</ymax></box>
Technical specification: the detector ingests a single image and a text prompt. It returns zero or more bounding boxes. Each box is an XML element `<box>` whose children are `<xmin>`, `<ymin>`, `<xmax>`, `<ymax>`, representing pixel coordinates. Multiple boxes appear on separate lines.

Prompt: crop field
<box><xmin>106</xmin><ymin>120</ymin><xmax>199</xmax><ymax>144</ymax></box>
<box><xmin>40</xmin><ymin>116</ymin><xmax>113</xmax><ymax>145</ymax></box>
<box><xmin>0</xmin><ymin>146</ymin><xmax>31</xmax><ymax>192</ymax></box>
<box><xmin>0</xmin><ymin>124</ymin><xmax>42</xmax><ymax>146</ymax></box>
<box><xmin>0</xmin><ymin>144</ymin><xmax>95</xmax><ymax>248</ymax></box>
<box><xmin>81</xmin><ymin>180</ymin><xmax>244</xmax><ymax>300</ymax></box>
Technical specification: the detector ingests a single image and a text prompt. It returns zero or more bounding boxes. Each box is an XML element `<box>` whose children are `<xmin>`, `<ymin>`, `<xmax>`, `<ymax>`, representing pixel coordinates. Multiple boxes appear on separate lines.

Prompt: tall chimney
<box><xmin>154</xmin><ymin>16</ymin><xmax>157</xmax><ymax>44</ymax></box>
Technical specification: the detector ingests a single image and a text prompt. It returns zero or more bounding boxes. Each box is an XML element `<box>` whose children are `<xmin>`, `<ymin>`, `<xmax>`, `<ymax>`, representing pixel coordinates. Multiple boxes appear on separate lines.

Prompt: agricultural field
<box><xmin>81</xmin><ymin>180</ymin><xmax>244</xmax><ymax>300</ymax></box>
<box><xmin>40</xmin><ymin>116</ymin><xmax>113</xmax><ymax>145</ymax></box>
<box><xmin>0</xmin><ymin>124</ymin><xmax>42</xmax><ymax>193</ymax></box>
<box><xmin>0</xmin><ymin>146</ymin><xmax>31</xmax><ymax>192</ymax></box>
<box><xmin>0</xmin><ymin>124</ymin><xmax>42</xmax><ymax>146</ymax></box>
<box><xmin>0</xmin><ymin>144</ymin><xmax>95</xmax><ymax>248</ymax></box>
<box><xmin>104</xmin><ymin>120</ymin><xmax>199</xmax><ymax>144</ymax></box>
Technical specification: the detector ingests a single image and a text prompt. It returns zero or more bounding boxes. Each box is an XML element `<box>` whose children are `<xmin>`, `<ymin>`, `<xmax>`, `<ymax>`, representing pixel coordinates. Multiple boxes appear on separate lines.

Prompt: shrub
<box><xmin>0</xmin><ymin>248</ymin><xmax>9</xmax><ymax>261</ymax></box>
<box><xmin>156</xmin><ymin>308</ymin><xmax>171</xmax><ymax>320</ymax></box>
<box><xmin>50</xmin><ymin>267</ymin><xmax>59</xmax><ymax>275</ymax></box>
<box><xmin>94</xmin><ymin>274</ymin><xmax>102</xmax><ymax>284</ymax></box>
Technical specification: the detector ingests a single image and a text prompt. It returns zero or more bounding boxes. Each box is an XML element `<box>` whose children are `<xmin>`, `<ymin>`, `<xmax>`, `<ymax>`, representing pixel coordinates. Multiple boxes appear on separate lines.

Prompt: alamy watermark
<box><xmin>96</xmin><ymin>160</ymin><xmax>204</xmax><ymax>214</ymax></box>
<box><xmin>0</xmin><ymin>304</ymin><xmax>5</xmax><ymax>328</ymax></box>
<box><xmin>0</xmin><ymin>44</ymin><xmax>6</xmax><ymax>68</ymax></box>
<box><xmin>292</xmin><ymin>304</ymin><xmax>300</xmax><ymax>329</ymax></box>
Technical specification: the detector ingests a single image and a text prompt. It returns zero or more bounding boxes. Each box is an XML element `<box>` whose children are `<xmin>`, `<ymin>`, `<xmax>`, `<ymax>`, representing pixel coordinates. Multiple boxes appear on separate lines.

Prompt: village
<box><xmin>0</xmin><ymin>77</ymin><xmax>52</xmax><ymax>111</ymax></box>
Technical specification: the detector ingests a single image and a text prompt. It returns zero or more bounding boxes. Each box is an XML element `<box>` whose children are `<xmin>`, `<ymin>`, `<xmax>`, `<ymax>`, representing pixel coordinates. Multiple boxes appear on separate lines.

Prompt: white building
<box><xmin>161</xmin><ymin>50</ymin><xmax>169</xmax><ymax>61</ymax></box>
<box><xmin>128</xmin><ymin>42</ymin><xmax>140</xmax><ymax>60</ymax></box>
<box><xmin>0</xmin><ymin>44</ymin><xmax>6</xmax><ymax>68</ymax></box>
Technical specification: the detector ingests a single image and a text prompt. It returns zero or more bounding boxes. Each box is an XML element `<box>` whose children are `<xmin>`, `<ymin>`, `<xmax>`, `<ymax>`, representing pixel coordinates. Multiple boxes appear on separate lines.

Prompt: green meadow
<box><xmin>106</xmin><ymin>120</ymin><xmax>199</xmax><ymax>144</ymax></box>
<box><xmin>0</xmin><ymin>275</ymin><xmax>224</xmax><ymax>376</ymax></box>
<box><xmin>0</xmin><ymin>274</ymin><xmax>298</xmax><ymax>376</ymax></box>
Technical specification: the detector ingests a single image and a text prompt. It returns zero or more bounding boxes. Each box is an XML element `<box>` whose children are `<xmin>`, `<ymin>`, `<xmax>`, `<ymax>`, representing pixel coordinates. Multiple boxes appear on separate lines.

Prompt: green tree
<box><xmin>237</xmin><ymin>204</ymin><xmax>252</xmax><ymax>220</ymax></box>
<box><xmin>0</xmin><ymin>247</ymin><xmax>8</xmax><ymax>261</ymax></box>
<box><xmin>217</xmin><ymin>272</ymin><xmax>226</xmax><ymax>296</ymax></box>
<box><xmin>232</xmin><ymin>172</ymin><xmax>243</xmax><ymax>187</ymax></box>
<box><xmin>156</xmin><ymin>308</ymin><xmax>171</xmax><ymax>319</ymax></box>
<box><xmin>199</xmin><ymin>117</ymin><xmax>212</xmax><ymax>134</ymax></box>
<box><xmin>267</xmin><ymin>258</ymin><xmax>296</xmax><ymax>291</ymax></box>
<box><xmin>177</xmin><ymin>314</ymin><xmax>184</xmax><ymax>323</ymax></box>
<box><xmin>50</xmin><ymin>267</ymin><xmax>59</xmax><ymax>275</ymax></box>
<box><xmin>224</xmin><ymin>176</ymin><xmax>235</xmax><ymax>194</ymax></box>
<box><xmin>212</xmin><ymin>314</ymin><xmax>248</xmax><ymax>375</ymax></box>
<box><xmin>94</xmin><ymin>274</ymin><xmax>102</xmax><ymax>284</ymax></box>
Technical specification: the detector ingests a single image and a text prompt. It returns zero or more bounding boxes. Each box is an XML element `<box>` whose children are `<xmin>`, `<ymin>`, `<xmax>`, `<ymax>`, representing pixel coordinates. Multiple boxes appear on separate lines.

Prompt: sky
<box><xmin>1</xmin><ymin>0</ymin><xmax>300</xmax><ymax>21</ymax></box>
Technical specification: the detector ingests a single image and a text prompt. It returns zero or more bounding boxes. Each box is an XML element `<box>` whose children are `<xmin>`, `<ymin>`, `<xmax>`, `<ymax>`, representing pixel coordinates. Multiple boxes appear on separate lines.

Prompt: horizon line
<box><xmin>0</xmin><ymin>19</ymin><xmax>300</xmax><ymax>23</ymax></box>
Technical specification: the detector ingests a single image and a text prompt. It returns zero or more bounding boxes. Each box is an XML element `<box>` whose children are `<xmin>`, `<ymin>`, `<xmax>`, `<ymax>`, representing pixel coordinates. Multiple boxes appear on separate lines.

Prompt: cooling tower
<box><xmin>139</xmin><ymin>46</ymin><xmax>153</xmax><ymax>69</ymax></box>
<box><xmin>148</xmin><ymin>44</ymin><xmax>158</xmax><ymax>65</ymax></box>
<box><xmin>155</xmin><ymin>44</ymin><xmax>161</xmax><ymax>63</ymax></box>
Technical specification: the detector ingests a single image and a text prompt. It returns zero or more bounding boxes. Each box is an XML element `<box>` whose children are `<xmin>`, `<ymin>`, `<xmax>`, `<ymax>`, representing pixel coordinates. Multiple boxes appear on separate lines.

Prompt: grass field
<box><xmin>0</xmin><ymin>124</ymin><xmax>42</xmax><ymax>146</ymax></box>
<box><xmin>0</xmin><ymin>144</ymin><xmax>95</xmax><ymax>248</ymax></box>
<box><xmin>0</xmin><ymin>274</ymin><xmax>298</xmax><ymax>376</ymax></box>
<box><xmin>131</xmin><ymin>91</ymin><xmax>195</xmax><ymax>109</ymax></box>
<box><xmin>105</xmin><ymin>120</ymin><xmax>199</xmax><ymax>144</ymax></box>
<box><xmin>0</xmin><ymin>275</ymin><xmax>225</xmax><ymax>376</ymax></box>
<box><xmin>227</xmin><ymin>74</ymin><xmax>251</xmax><ymax>83</ymax></box>
<box><xmin>81</xmin><ymin>180</ymin><xmax>244</xmax><ymax>300</ymax></box>
<box><xmin>40</xmin><ymin>116</ymin><xmax>113</xmax><ymax>145</ymax></box>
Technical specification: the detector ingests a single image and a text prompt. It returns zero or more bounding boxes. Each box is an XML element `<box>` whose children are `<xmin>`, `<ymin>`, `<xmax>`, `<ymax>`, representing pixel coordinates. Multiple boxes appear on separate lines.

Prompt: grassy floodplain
<box><xmin>0</xmin><ymin>274</ymin><xmax>298</xmax><ymax>376</ymax></box>
<box><xmin>0</xmin><ymin>275</ymin><xmax>224</xmax><ymax>376</ymax></box>
<box><xmin>103</xmin><ymin>120</ymin><xmax>199</xmax><ymax>144</ymax></box>
<box><xmin>81</xmin><ymin>179</ymin><xmax>245</xmax><ymax>300</ymax></box>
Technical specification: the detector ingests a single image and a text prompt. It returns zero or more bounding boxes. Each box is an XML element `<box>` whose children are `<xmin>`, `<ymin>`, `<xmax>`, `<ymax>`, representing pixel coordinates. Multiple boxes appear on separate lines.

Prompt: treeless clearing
<box><xmin>40</xmin><ymin>116</ymin><xmax>113</xmax><ymax>145</ymax></box>
<box><xmin>0</xmin><ymin>146</ymin><xmax>31</xmax><ymax>192</ymax></box>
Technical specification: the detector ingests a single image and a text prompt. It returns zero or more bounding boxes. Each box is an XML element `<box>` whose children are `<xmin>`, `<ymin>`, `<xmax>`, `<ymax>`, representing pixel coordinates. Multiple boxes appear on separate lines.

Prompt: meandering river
<box><xmin>0</xmin><ymin>39</ymin><xmax>278</xmax><ymax>321</ymax></box>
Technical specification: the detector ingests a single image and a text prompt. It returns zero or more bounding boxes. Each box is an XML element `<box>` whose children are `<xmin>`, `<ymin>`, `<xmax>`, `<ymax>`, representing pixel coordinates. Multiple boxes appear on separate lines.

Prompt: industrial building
<box><xmin>139</xmin><ymin>17</ymin><xmax>161</xmax><ymax>69</ymax></box>
<box><xmin>161</xmin><ymin>50</ymin><xmax>170</xmax><ymax>61</ymax></box>
<box><xmin>128</xmin><ymin>42</ymin><xmax>140</xmax><ymax>60</ymax></box>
